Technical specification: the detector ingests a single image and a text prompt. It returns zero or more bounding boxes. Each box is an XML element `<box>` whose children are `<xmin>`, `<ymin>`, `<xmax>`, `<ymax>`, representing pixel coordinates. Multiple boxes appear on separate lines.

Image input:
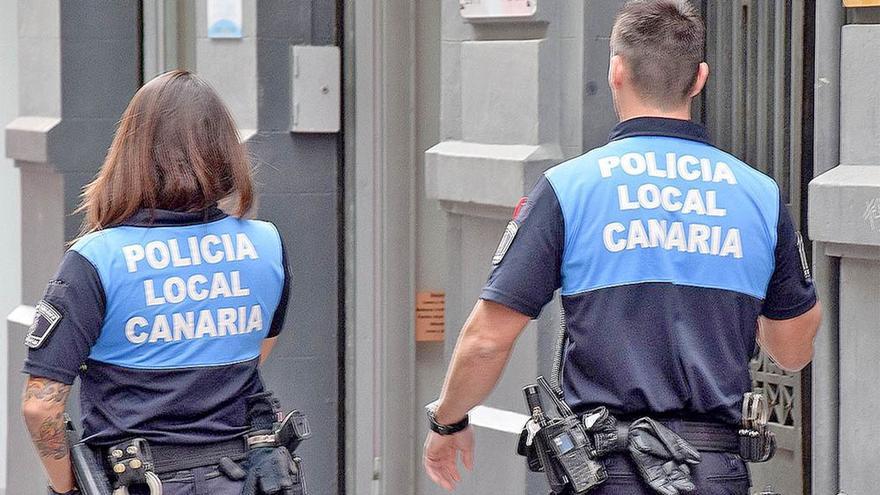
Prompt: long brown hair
<box><xmin>77</xmin><ymin>70</ymin><xmax>254</xmax><ymax>235</ymax></box>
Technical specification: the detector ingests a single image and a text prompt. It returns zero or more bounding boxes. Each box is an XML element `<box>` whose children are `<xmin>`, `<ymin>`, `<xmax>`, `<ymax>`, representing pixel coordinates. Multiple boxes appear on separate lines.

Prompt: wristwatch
<box><xmin>426</xmin><ymin>402</ymin><xmax>469</xmax><ymax>436</ymax></box>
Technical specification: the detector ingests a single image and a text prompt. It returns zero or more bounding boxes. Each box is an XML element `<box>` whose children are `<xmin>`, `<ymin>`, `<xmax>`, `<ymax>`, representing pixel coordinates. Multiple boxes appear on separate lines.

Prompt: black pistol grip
<box><xmin>69</xmin><ymin>442</ymin><xmax>113</xmax><ymax>495</ymax></box>
<box><xmin>65</xmin><ymin>416</ymin><xmax>113</xmax><ymax>495</ymax></box>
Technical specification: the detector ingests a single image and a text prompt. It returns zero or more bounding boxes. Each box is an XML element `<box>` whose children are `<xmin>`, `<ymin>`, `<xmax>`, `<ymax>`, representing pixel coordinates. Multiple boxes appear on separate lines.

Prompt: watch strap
<box><xmin>428</xmin><ymin>409</ymin><xmax>469</xmax><ymax>436</ymax></box>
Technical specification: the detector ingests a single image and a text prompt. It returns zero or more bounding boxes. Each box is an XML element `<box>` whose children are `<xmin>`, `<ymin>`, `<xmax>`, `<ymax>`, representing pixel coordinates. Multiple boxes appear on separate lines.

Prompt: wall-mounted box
<box><xmin>291</xmin><ymin>45</ymin><xmax>341</xmax><ymax>133</ymax></box>
<box><xmin>460</xmin><ymin>0</ymin><xmax>537</xmax><ymax>21</ymax></box>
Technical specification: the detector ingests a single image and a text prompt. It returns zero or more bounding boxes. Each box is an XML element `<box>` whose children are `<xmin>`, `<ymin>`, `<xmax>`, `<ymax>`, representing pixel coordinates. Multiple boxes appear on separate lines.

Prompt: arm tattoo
<box><xmin>22</xmin><ymin>377</ymin><xmax>72</xmax><ymax>461</ymax></box>
<box><xmin>35</xmin><ymin>411</ymin><xmax>69</xmax><ymax>459</ymax></box>
<box><xmin>24</xmin><ymin>377</ymin><xmax>70</xmax><ymax>404</ymax></box>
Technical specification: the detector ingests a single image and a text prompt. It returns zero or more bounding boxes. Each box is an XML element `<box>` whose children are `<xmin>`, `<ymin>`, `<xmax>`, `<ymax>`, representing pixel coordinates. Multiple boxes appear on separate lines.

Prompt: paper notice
<box><xmin>416</xmin><ymin>291</ymin><xmax>445</xmax><ymax>342</ymax></box>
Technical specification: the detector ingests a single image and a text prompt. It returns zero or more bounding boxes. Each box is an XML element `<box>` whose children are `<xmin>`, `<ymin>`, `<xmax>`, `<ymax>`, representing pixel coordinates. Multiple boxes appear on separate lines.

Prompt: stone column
<box><xmin>4</xmin><ymin>2</ymin><xmax>140</xmax><ymax>493</ymax></box>
<box><xmin>425</xmin><ymin>2</ymin><xmax>585</xmax><ymax>493</ymax></box>
<box><xmin>809</xmin><ymin>24</ymin><xmax>880</xmax><ymax>495</ymax></box>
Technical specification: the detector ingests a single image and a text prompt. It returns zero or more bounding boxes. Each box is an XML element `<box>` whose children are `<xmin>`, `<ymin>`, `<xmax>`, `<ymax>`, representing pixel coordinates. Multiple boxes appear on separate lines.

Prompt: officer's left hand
<box><xmin>423</xmin><ymin>426</ymin><xmax>474</xmax><ymax>491</ymax></box>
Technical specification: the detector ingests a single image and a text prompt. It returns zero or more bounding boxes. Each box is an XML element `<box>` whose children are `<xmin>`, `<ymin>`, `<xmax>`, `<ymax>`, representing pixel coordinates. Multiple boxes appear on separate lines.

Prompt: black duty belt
<box><xmin>618</xmin><ymin>419</ymin><xmax>740</xmax><ymax>453</ymax></box>
<box><xmin>106</xmin><ymin>438</ymin><xmax>247</xmax><ymax>475</ymax></box>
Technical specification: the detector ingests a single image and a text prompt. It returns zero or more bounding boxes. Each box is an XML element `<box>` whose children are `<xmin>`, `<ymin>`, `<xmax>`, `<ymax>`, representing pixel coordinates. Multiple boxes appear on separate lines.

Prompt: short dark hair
<box><xmin>610</xmin><ymin>0</ymin><xmax>705</xmax><ymax>109</ymax></box>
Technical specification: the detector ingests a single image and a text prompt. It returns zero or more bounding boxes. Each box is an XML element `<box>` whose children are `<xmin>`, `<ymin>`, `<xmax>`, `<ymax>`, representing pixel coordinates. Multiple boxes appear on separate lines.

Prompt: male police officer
<box><xmin>423</xmin><ymin>1</ymin><xmax>821</xmax><ymax>493</ymax></box>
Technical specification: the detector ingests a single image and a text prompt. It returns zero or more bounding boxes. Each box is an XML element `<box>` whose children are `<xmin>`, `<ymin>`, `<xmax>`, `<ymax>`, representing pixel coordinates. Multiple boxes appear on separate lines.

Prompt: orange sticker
<box><xmin>416</xmin><ymin>291</ymin><xmax>445</xmax><ymax>342</ymax></box>
<box><xmin>844</xmin><ymin>0</ymin><xmax>880</xmax><ymax>5</ymax></box>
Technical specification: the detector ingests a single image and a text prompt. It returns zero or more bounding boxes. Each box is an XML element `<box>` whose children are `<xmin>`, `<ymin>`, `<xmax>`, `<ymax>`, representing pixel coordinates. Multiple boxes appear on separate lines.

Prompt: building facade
<box><xmin>2</xmin><ymin>1</ymin><xmax>880</xmax><ymax>494</ymax></box>
<box><xmin>0</xmin><ymin>0</ymin><xmax>21</xmax><ymax>491</ymax></box>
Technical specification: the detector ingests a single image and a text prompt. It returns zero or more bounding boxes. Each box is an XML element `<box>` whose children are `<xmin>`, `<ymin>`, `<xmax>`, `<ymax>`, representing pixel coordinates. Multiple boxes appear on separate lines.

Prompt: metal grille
<box><xmin>702</xmin><ymin>1</ymin><xmax>808</xmax><ymax>492</ymax></box>
<box><xmin>703</xmin><ymin>0</ymin><xmax>805</xmax><ymax>227</ymax></box>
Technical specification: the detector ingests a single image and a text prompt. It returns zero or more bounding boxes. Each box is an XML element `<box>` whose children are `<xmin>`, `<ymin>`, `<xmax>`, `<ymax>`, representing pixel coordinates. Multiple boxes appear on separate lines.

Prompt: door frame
<box><xmin>343</xmin><ymin>0</ymin><xmax>418</xmax><ymax>493</ymax></box>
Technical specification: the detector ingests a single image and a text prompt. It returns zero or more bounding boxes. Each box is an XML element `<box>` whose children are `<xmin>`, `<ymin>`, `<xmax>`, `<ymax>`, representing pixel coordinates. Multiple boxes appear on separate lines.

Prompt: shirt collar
<box><xmin>122</xmin><ymin>205</ymin><xmax>228</xmax><ymax>227</ymax></box>
<box><xmin>609</xmin><ymin>116</ymin><xmax>712</xmax><ymax>145</ymax></box>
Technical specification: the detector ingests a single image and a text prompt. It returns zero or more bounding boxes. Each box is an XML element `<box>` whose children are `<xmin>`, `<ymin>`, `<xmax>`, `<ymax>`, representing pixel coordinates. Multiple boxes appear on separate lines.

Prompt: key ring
<box><xmin>112</xmin><ymin>471</ymin><xmax>163</xmax><ymax>495</ymax></box>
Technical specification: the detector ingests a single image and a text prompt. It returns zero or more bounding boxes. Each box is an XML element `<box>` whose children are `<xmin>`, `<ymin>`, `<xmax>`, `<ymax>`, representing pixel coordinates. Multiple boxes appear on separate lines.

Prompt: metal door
<box><xmin>701</xmin><ymin>1</ymin><xmax>814</xmax><ymax>493</ymax></box>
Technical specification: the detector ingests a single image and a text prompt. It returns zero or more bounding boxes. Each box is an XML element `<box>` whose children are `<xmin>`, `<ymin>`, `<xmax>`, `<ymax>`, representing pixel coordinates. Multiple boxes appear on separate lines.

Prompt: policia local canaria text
<box><xmin>599</xmin><ymin>151</ymin><xmax>744</xmax><ymax>258</ymax></box>
<box><xmin>120</xmin><ymin>232</ymin><xmax>265</xmax><ymax>344</ymax></box>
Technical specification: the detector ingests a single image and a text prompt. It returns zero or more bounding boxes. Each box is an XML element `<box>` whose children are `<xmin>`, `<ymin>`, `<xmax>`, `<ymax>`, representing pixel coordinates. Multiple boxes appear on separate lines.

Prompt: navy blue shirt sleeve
<box><xmin>479</xmin><ymin>176</ymin><xmax>564</xmax><ymax>318</ymax></box>
<box><xmin>268</xmin><ymin>235</ymin><xmax>291</xmax><ymax>338</ymax></box>
<box><xmin>23</xmin><ymin>250</ymin><xmax>106</xmax><ymax>384</ymax></box>
<box><xmin>761</xmin><ymin>198</ymin><xmax>818</xmax><ymax>320</ymax></box>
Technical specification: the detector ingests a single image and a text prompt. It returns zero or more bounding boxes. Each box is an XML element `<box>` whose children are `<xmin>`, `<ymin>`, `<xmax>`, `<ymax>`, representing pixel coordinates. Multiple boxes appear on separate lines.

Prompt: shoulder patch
<box><xmin>492</xmin><ymin>220</ymin><xmax>520</xmax><ymax>265</ymax></box>
<box><xmin>25</xmin><ymin>300</ymin><xmax>63</xmax><ymax>349</ymax></box>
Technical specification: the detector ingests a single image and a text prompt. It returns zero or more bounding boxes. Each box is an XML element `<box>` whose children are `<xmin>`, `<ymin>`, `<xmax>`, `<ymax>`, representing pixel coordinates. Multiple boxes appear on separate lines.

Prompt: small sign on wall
<box><xmin>207</xmin><ymin>0</ymin><xmax>243</xmax><ymax>38</ymax></box>
<box><xmin>844</xmin><ymin>0</ymin><xmax>880</xmax><ymax>6</ymax></box>
<box><xmin>416</xmin><ymin>291</ymin><xmax>445</xmax><ymax>342</ymax></box>
<box><xmin>460</xmin><ymin>0</ymin><xmax>537</xmax><ymax>20</ymax></box>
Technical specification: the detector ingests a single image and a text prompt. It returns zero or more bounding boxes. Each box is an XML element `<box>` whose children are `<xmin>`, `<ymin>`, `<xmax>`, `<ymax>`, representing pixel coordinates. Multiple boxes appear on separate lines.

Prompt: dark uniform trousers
<box><xmin>126</xmin><ymin>467</ymin><xmax>243</xmax><ymax>495</ymax></box>
<box><xmin>558</xmin><ymin>419</ymin><xmax>751</xmax><ymax>495</ymax></box>
<box><xmin>594</xmin><ymin>451</ymin><xmax>750</xmax><ymax>495</ymax></box>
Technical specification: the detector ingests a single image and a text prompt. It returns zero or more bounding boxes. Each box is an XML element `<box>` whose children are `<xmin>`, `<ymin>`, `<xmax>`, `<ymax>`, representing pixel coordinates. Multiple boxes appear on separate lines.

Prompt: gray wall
<box><xmin>0</xmin><ymin>0</ymin><xmax>21</xmax><ymax>492</ymax></box>
<box><xmin>5</xmin><ymin>2</ymin><xmax>140</xmax><ymax>493</ymax></box>
<box><xmin>194</xmin><ymin>0</ymin><xmax>343</xmax><ymax>490</ymax></box>
<box><xmin>252</xmin><ymin>2</ymin><xmax>343</xmax><ymax>490</ymax></box>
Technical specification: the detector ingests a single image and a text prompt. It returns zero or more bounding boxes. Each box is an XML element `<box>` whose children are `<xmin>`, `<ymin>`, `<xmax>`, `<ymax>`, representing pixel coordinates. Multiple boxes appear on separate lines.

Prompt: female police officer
<box><xmin>20</xmin><ymin>70</ymin><xmax>292</xmax><ymax>495</ymax></box>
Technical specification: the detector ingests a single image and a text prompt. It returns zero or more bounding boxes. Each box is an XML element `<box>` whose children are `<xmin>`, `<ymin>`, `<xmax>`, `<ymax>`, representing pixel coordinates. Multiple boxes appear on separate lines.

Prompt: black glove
<box><xmin>581</xmin><ymin>407</ymin><xmax>626</xmax><ymax>457</ymax></box>
<box><xmin>627</xmin><ymin>418</ymin><xmax>701</xmax><ymax>495</ymax></box>
<box><xmin>243</xmin><ymin>392</ymin><xmax>307</xmax><ymax>495</ymax></box>
<box><xmin>241</xmin><ymin>446</ymin><xmax>300</xmax><ymax>495</ymax></box>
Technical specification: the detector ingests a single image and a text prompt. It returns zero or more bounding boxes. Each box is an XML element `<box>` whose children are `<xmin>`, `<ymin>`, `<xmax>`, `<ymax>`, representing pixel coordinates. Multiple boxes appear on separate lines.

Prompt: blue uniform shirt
<box><xmin>481</xmin><ymin>117</ymin><xmax>817</xmax><ymax>425</ymax></box>
<box><xmin>24</xmin><ymin>207</ymin><xmax>291</xmax><ymax>446</ymax></box>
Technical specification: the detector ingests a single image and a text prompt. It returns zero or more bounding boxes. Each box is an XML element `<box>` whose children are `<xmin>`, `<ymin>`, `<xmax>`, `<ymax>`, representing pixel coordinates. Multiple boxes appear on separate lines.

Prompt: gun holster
<box><xmin>64</xmin><ymin>416</ymin><xmax>113</xmax><ymax>495</ymax></box>
<box><xmin>244</xmin><ymin>394</ymin><xmax>312</xmax><ymax>495</ymax></box>
<box><xmin>245</xmin><ymin>410</ymin><xmax>311</xmax><ymax>453</ymax></box>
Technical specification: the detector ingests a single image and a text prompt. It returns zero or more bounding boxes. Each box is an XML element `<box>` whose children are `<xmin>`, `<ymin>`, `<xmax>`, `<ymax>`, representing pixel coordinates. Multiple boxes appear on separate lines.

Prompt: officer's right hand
<box><xmin>423</xmin><ymin>426</ymin><xmax>474</xmax><ymax>491</ymax></box>
<box><xmin>242</xmin><ymin>446</ymin><xmax>298</xmax><ymax>495</ymax></box>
